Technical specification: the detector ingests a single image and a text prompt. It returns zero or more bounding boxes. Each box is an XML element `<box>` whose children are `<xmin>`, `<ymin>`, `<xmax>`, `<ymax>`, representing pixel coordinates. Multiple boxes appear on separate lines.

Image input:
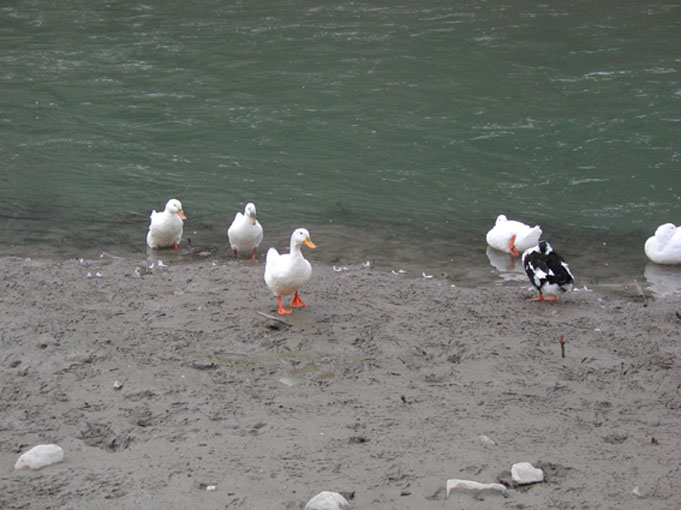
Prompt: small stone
<box><xmin>15</xmin><ymin>444</ymin><xmax>64</xmax><ymax>470</ymax></box>
<box><xmin>305</xmin><ymin>491</ymin><xmax>350</xmax><ymax>510</ymax></box>
<box><xmin>206</xmin><ymin>485</ymin><xmax>217</xmax><ymax>492</ymax></box>
<box><xmin>113</xmin><ymin>381</ymin><xmax>123</xmax><ymax>391</ymax></box>
<box><xmin>446</xmin><ymin>479</ymin><xmax>507</xmax><ymax>497</ymax></box>
<box><xmin>279</xmin><ymin>376</ymin><xmax>301</xmax><ymax>387</ymax></box>
<box><xmin>478</xmin><ymin>434</ymin><xmax>496</xmax><ymax>446</ymax></box>
<box><xmin>511</xmin><ymin>462</ymin><xmax>544</xmax><ymax>485</ymax></box>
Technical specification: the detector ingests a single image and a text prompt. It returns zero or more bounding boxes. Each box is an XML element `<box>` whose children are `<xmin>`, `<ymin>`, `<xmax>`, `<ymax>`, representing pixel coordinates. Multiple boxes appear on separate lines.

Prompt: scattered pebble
<box><xmin>15</xmin><ymin>444</ymin><xmax>64</xmax><ymax>470</ymax></box>
<box><xmin>305</xmin><ymin>491</ymin><xmax>350</xmax><ymax>510</ymax></box>
<box><xmin>511</xmin><ymin>462</ymin><xmax>544</xmax><ymax>485</ymax></box>
<box><xmin>446</xmin><ymin>478</ymin><xmax>507</xmax><ymax>497</ymax></box>
<box><xmin>478</xmin><ymin>434</ymin><xmax>496</xmax><ymax>446</ymax></box>
<box><xmin>113</xmin><ymin>380</ymin><xmax>123</xmax><ymax>391</ymax></box>
<box><xmin>333</xmin><ymin>265</ymin><xmax>349</xmax><ymax>272</ymax></box>
<box><xmin>279</xmin><ymin>376</ymin><xmax>301</xmax><ymax>387</ymax></box>
<box><xmin>206</xmin><ymin>485</ymin><xmax>217</xmax><ymax>492</ymax></box>
<box><xmin>362</xmin><ymin>261</ymin><xmax>371</xmax><ymax>268</ymax></box>
<box><xmin>422</xmin><ymin>272</ymin><xmax>433</xmax><ymax>279</ymax></box>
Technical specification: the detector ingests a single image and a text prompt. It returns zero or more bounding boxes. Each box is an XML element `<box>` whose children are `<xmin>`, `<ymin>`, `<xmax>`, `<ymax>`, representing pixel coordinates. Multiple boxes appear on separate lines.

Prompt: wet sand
<box><xmin>1</xmin><ymin>253</ymin><xmax>680</xmax><ymax>509</ymax></box>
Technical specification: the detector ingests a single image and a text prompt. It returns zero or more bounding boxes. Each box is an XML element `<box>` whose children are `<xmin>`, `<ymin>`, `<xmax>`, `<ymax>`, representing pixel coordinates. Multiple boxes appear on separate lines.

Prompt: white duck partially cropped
<box><xmin>227</xmin><ymin>202</ymin><xmax>263</xmax><ymax>261</ymax></box>
<box><xmin>146</xmin><ymin>198</ymin><xmax>186</xmax><ymax>249</ymax></box>
<box><xmin>644</xmin><ymin>223</ymin><xmax>681</xmax><ymax>265</ymax></box>
<box><xmin>486</xmin><ymin>214</ymin><xmax>543</xmax><ymax>256</ymax></box>
<box><xmin>522</xmin><ymin>240</ymin><xmax>574</xmax><ymax>301</ymax></box>
<box><xmin>264</xmin><ymin>228</ymin><xmax>316</xmax><ymax>315</ymax></box>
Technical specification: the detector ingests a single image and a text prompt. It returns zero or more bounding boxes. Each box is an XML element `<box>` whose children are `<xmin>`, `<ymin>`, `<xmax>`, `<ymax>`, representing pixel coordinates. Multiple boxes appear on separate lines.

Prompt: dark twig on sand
<box><xmin>559</xmin><ymin>336</ymin><xmax>565</xmax><ymax>359</ymax></box>
<box><xmin>257</xmin><ymin>311</ymin><xmax>293</xmax><ymax>327</ymax></box>
<box><xmin>633</xmin><ymin>279</ymin><xmax>648</xmax><ymax>305</ymax></box>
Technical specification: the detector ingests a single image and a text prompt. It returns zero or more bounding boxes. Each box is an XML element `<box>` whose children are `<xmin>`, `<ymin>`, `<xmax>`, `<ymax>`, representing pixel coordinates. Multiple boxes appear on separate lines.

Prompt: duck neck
<box><xmin>165</xmin><ymin>210</ymin><xmax>181</xmax><ymax>223</ymax></box>
<box><xmin>289</xmin><ymin>239</ymin><xmax>303</xmax><ymax>257</ymax></box>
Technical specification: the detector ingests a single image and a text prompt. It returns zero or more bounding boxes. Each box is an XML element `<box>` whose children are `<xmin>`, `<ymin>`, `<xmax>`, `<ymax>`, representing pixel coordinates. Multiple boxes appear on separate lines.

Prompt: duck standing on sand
<box><xmin>644</xmin><ymin>223</ymin><xmax>681</xmax><ymax>265</ymax></box>
<box><xmin>227</xmin><ymin>202</ymin><xmax>263</xmax><ymax>261</ymax></box>
<box><xmin>264</xmin><ymin>228</ymin><xmax>316</xmax><ymax>315</ymax></box>
<box><xmin>522</xmin><ymin>241</ymin><xmax>574</xmax><ymax>301</ymax></box>
<box><xmin>486</xmin><ymin>214</ymin><xmax>543</xmax><ymax>256</ymax></box>
<box><xmin>146</xmin><ymin>198</ymin><xmax>186</xmax><ymax>249</ymax></box>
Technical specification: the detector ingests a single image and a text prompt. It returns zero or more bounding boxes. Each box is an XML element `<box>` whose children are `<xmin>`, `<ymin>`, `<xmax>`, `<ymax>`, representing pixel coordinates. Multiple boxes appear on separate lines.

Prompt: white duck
<box><xmin>146</xmin><ymin>198</ymin><xmax>186</xmax><ymax>249</ymax></box>
<box><xmin>264</xmin><ymin>228</ymin><xmax>316</xmax><ymax>315</ymax></box>
<box><xmin>227</xmin><ymin>202</ymin><xmax>263</xmax><ymax>261</ymax></box>
<box><xmin>644</xmin><ymin>223</ymin><xmax>681</xmax><ymax>265</ymax></box>
<box><xmin>486</xmin><ymin>214</ymin><xmax>543</xmax><ymax>256</ymax></box>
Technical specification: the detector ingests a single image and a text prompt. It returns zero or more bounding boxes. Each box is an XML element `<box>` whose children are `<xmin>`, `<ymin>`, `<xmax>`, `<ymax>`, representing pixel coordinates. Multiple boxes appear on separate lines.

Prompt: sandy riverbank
<box><xmin>1</xmin><ymin>253</ymin><xmax>680</xmax><ymax>509</ymax></box>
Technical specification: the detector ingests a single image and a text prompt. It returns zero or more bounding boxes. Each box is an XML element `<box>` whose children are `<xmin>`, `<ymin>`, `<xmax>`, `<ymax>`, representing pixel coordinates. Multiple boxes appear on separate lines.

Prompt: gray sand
<box><xmin>1</xmin><ymin>254</ymin><xmax>680</xmax><ymax>509</ymax></box>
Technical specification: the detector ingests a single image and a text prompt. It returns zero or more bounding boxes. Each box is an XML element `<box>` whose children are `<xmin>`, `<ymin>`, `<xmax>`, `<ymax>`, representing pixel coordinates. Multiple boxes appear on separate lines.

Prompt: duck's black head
<box><xmin>538</xmin><ymin>240</ymin><xmax>552</xmax><ymax>254</ymax></box>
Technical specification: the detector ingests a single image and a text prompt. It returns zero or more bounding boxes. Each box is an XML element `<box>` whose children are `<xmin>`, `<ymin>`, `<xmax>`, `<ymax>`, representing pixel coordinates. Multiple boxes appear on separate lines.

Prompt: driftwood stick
<box><xmin>633</xmin><ymin>279</ymin><xmax>648</xmax><ymax>304</ymax></box>
<box><xmin>559</xmin><ymin>336</ymin><xmax>565</xmax><ymax>359</ymax></box>
<box><xmin>257</xmin><ymin>311</ymin><xmax>293</xmax><ymax>327</ymax></box>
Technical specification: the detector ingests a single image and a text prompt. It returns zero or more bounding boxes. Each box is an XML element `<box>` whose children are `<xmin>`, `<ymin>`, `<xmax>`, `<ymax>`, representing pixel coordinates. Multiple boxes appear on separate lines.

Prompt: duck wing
<box><xmin>523</xmin><ymin>251</ymin><xmax>550</xmax><ymax>289</ymax></box>
<box><xmin>545</xmin><ymin>251</ymin><xmax>574</xmax><ymax>286</ymax></box>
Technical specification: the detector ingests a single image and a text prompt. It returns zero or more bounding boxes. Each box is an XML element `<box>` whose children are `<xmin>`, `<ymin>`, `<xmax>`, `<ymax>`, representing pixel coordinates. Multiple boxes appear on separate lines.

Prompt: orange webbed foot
<box><xmin>508</xmin><ymin>235</ymin><xmax>520</xmax><ymax>257</ymax></box>
<box><xmin>249</xmin><ymin>247</ymin><xmax>257</xmax><ymax>262</ymax></box>
<box><xmin>277</xmin><ymin>296</ymin><xmax>292</xmax><ymax>314</ymax></box>
<box><xmin>290</xmin><ymin>290</ymin><xmax>306</xmax><ymax>308</ymax></box>
<box><xmin>528</xmin><ymin>293</ymin><xmax>559</xmax><ymax>302</ymax></box>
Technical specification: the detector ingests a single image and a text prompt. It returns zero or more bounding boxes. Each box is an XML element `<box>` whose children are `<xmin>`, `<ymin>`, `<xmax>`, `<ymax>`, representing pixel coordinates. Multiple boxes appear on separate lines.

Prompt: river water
<box><xmin>2</xmin><ymin>1</ymin><xmax>679</xmax><ymax>291</ymax></box>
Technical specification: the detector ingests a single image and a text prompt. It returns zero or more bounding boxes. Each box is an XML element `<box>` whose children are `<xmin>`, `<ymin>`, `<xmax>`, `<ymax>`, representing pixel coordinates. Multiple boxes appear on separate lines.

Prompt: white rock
<box><xmin>279</xmin><ymin>376</ymin><xmax>301</xmax><ymax>387</ymax></box>
<box><xmin>511</xmin><ymin>462</ymin><xmax>544</xmax><ymax>484</ymax></box>
<box><xmin>446</xmin><ymin>479</ymin><xmax>507</xmax><ymax>497</ymax></box>
<box><xmin>14</xmin><ymin>444</ymin><xmax>64</xmax><ymax>470</ymax></box>
<box><xmin>478</xmin><ymin>434</ymin><xmax>496</xmax><ymax>446</ymax></box>
<box><xmin>206</xmin><ymin>485</ymin><xmax>217</xmax><ymax>492</ymax></box>
<box><xmin>113</xmin><ymin>380</ymin><xmax>123</xmax><ymax>390</ymax></box>
<box><xmin>305</xmin><ymin>491</ymin><xmax>350</xmax><ymax>510</ymax></box>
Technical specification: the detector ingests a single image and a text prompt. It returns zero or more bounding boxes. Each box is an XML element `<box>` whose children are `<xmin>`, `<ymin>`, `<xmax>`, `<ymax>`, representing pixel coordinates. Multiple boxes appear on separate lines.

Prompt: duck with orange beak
<box><xmin>264</xmin><ymin>228</ymin><xmax>316</xmax><ymax>314</ymax></box>
<box><xmin>227</xmin><ymin>202</ymin><xmax>263</xmax><ymax>261</ymax></box>
<box><xmin>146</xmin><ymin>198</ymin><xmax>187</xmax><ymax>249</ymax></box>
<box><xmin>486</xmin><ymin>214</ymin><xmax>543</xmax><ymax>257</ymax></box>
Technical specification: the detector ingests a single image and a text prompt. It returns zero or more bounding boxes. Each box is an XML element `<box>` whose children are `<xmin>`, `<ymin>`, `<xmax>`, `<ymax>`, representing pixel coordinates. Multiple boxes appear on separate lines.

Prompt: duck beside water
<box><xmin>227</xmin><ymin>202</ymin><xmax>263</xmax><ymax>261</ymax></box>
<box><xmin>265</xmin><ymin>228</ymin><xmax>316</xmax><ymax>315</ymax></box>
<box><xmin>486</xmin><ymin>214</ymin><xmax>543</xmax><ymax>256</ymax></box>
<box><xmin>146</xmin><ymin>198</ymin><xmax>186</xmax><ymax>250</ymax></box>
<box><xmin>522</xmin><ymin>241</ymin><xmax>574</xmax><ymax>301</ymax></box>
<box><xmin>644</xmin><ymin>223</ymin><xmax>681</xmax><ymax>265</ymax></box>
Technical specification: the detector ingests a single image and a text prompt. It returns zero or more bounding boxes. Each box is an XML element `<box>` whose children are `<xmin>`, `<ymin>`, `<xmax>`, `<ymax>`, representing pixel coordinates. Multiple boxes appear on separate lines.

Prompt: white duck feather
<box><xmin>264</xmin><ymin>228</ymin><xmax>316</xmax><ymax>314</ymax></box>
<box><xmin>227</xmin><ymin>202</ymin><xmax>263</xmax><ymax>259</ymax></box>
<box><xmin>486</xmin><ymin>214</ymin><xmax>542</xmax><ymax>256</ymax></box>
<box><xmin>146</xmin><ymin>198</ymin><xmax>186</xmax><ymax>249</ymax></box>
<box><xmin>644</xmin><ymin>223</ymin><xmax>681</xmax><ymax>265</ymax></box>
